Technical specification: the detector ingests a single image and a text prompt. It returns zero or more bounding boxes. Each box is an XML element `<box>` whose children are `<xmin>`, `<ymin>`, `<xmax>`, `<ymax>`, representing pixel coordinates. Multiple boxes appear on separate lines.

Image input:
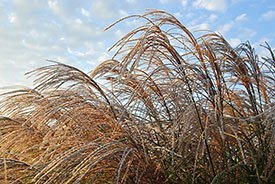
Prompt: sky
<box><xmin>0</xmin><ymin>0</ymin><xmax>274</xmax><ymax>88</ymax></box>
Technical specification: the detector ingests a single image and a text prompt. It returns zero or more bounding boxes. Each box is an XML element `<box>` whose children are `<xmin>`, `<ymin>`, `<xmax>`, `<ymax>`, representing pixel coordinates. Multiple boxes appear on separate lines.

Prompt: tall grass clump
<box><xmin>0</xmin><ymin>10</ymin><xmax>274</xmax><ymax>183</ymax></box>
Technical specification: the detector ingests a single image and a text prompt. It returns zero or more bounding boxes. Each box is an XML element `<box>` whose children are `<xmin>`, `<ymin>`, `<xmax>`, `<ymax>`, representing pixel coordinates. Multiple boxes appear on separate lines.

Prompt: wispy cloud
<box><xmin>159</xmin><ymin>0</ymin><xmax>170</xmax><ymax>4</ymax></box>
<box><xmin>208</xmin><ymin>14</ymin><xmax>218</xmax><ymax>22</ymax></box>
<box><xmin>192</xmin><ymin>0</ymin><xmax>228</xmax><ymax>12</ymax></box>
<box><xmin>181</xmin><ymin>0</ymin><xmax>188</xmax><ymax>7</ymax></box>
<box><xmin>235</xmin><ymin>13</ymin><xmax>247</xmax><ymax>22</ymax></box>
<box><xmin>91</xmin><ymin>0</ymin><xmax>117</xmax><ymax>19</ymax></box>
<box><xmin>196</xmin><ymin>22</ymin><xmax>210</xmax><ymax>30</ymax></box>
<box><xmin>126</xmin><ymin>0</ymin><xmax>137</xmax><ymax>3</ymax></box>
<box><xmin>0</xmin><ymin>0</ymin><xmax>273</xmax><ymax>87</ymax></box>
<box><xmin>262</xmin><ymin>10</ymin><xmax>275</xmax><ymax>20</ymax></box>
<box><xmin>81</xmin><ymin>8</ymin><xmax>90</xmax><ymax>17</ymax></box>
<box><xmin>218</xmin><ymin>22</ymin><xmax>233</xmax><ymax>34</ymax></box>
<box><xmin>241</xmin><ymin>27</ymin><xmax>257</xmax><ymax>37</ymax></box>
<box><xmin>0</xmin><ymin>0</ymin><xmax>113</xmax><ymax>86</ymax></box>
<box><xmin>228</xmin><ymin>38</ymin><xmax>241</xmax><ymax>47</ymax></box>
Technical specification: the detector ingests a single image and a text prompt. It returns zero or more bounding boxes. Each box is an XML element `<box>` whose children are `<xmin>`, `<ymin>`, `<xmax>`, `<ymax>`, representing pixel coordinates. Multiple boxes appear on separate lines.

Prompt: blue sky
<box><xmin>0</xmin><ymin>0</ymin><xmax>274</xmax><ymax>87</ymax></box>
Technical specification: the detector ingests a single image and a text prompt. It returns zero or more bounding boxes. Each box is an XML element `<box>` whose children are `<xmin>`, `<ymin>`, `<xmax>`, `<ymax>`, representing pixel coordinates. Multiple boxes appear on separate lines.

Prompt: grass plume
<box><xmin>0</xmin><ymin>10</ymin><xmax>274</xmax><ymax>183</ymax></box>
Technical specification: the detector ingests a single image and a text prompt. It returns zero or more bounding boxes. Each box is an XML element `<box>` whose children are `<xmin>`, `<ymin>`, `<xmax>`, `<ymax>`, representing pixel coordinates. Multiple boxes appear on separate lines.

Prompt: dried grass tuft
<box><xmin>0</xmin><ymin>10</ymin><xmax>274</xmax><ymax>183</ymax></box>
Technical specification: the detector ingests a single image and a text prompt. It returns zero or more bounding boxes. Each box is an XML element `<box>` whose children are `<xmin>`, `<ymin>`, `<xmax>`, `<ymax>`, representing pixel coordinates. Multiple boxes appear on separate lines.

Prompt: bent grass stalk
<box><xmin>0</xmin><ymin>10</ymin><xmax>274</xmax><ymax>183</ymax></box>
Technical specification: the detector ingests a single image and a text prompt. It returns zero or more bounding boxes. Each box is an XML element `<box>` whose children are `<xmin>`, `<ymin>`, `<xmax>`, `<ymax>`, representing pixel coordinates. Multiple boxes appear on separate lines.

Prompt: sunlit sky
<box><xmin>0</xmin><ymin>0</ymin><xmax>274</xmax><ymax>87</ymax></box>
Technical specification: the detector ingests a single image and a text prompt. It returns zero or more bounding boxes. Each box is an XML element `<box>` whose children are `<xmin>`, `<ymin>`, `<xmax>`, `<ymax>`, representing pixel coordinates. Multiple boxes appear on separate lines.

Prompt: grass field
<box><xmin>0</xmin><ymin>10</ymin><xmax>274</xmax><ymax>183</ymax></box>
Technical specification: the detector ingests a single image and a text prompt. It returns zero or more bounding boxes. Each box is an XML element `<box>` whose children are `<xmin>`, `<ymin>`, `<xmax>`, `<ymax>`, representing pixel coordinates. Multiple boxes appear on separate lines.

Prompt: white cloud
<box><xmin>193</xmin><ymin>0</ymin><xmax>228</xmax><ymax>12</ymax></box>
<box><xmin>0</xmin><ymin>0</ymin><xmax>112</xmax><ymax>87</ymax></box>
<box><xmin>159</xmin><ymin>0</ymin><xmax>169</xmax><ymax>4</ymax></box>
<box><xmin>48</xmin><ymin>0</ymin><xmax>59</xmax><ymax>13</ymax></box>
<box><xmin>91</xmin><ymin>0</ymin><xmax>118</xmax><ymax>19</ymax></box>
<box><xmin>75</xmin><ymin>18</ymin><xmax>83</xmax><ymax>24</ymax></box>
<box><xmin>209</xmin><ymin>14</ymin><xmax>218</xmax><ymax>22</ymax></box>
<box><xmin>125</xmin><ymin>18</ymin><xmax>143</xmax><ymax>27</ymax></box>
<box><xmin>251</xmin><ymin>37</ymin><xmax>274</xmax><ymax>58</ymax></box>
<box><xmin>235</xmin><ymin>13</ymin><xmax>247</xmax><ymax>22</ymax></box>
<box><xmin>181</xmin><ymin>0</ymin><xmax>188</xmax><ymax>7</ymax></box>
<box><xmin>81</xmin><ymin>8</ymin><xmax>90</xmax><ymax>17</ymax></box>
<box><xmin>242</xmin><ymin>28</ymin><xmax>257</xmax><ymax>37</ymax></box>
<box><xmin>216</xmin><ymin>13</ymin><xmax>249</xmax><ymax>37</ymax></box>
<box><xmin>189</xmin><ymin>22</ymin><xmax>210</xmax><ymax>31</ymax></box>
<box><xmin>98</xmin><ymin>52</ymin><xmax>110</xmax><ymax>62</ymax></box>
<box><xmin>8</xmin><ymin>13</ymin><xmax>16</xmax><ymax>23</ymax></box>
<box><xmin>231</xmin><ymin>0</ymin><xmax>244</xmax><ymax>3</ymax></box>
<box><xmin>173</xmin><ymin>12</ymin><xmax>183</xmax><ymax>18</ymax></box>
<box><xmin>198</xmin><ymin>23</ymin><xmax>210</xmax><ymax>30</ymax></box>
<box><xmin>0</xmin><ymin>0</ymin><xmax>273</xmax><ymax>88</ymax></box>
<box><xmin>119</xmin><ymin>9</ymin><xmax>128</xmax><ymax>17</ymax></box>
<box><xmin>228</xmin><ymin>38</ymin><xmax>241</xmax><ymax>47</ymax></box>
<box><xmin>115</xmin><ymin>29</ymin><xmax>124</xmax><ymax>38</ymax></box>
<box><xmin>218</xmin><ymin>22</ymin><xmax>233</xmax><ymax>34</ymax></box>
<box><xmin>262</xmin><ymin>10</ymin><xmax>275</xmax><ymax>20</ymax></box>
<box><xmin>126</xmin><ymin>0</ymin><xmax>136</xmax><ymax>3</ymax></box>
<box><xmin>0</xmin><ymin>11</ymin><xmax>4</xmax><ymax>22</ymax></box>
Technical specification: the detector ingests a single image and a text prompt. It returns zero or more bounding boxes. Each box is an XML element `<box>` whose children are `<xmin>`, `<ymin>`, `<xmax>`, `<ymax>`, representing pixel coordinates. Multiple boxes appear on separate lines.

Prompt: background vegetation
<box><xmin>0</xmin><ymin>11</ymin><xmax>274</xmax><ymax>183</ymax></box>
